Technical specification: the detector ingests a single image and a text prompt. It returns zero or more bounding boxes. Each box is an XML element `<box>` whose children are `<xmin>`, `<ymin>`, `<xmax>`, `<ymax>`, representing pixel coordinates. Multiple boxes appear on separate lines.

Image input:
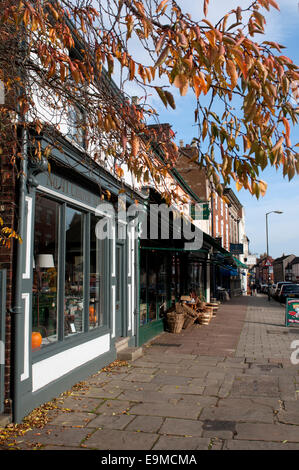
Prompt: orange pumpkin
<box><xmin>89</xmin><ymin>305</ymin><xmax>96</xmax><ymax>323</ymax></box>
<box><xmin>32</xmin><ymin>331</ymin><xmax>42</xmax><ymax>349</ymax></box>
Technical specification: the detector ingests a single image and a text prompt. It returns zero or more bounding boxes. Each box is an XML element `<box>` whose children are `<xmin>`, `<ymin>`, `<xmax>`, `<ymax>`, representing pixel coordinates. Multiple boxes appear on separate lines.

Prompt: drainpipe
<box><xmin>135</xmin><ymin>237</ymin><xmax>140</xmax><ymax>348</ymax></box>
<box><xmin>12</xmin><ymin>125</ymin><xmax>28</xmax><ymax>422</ymax></box>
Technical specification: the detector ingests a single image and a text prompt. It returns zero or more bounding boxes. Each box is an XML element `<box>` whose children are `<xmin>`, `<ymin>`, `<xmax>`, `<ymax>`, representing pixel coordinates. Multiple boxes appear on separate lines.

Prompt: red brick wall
<box><xmin>175</xmin><ymin>149</ymin><xmax>209</xmax><ymax>200</ymax></box>
<box><xmin>0</xmin><ymin>114</ymin><xmax>17</xmax><ymax>413</ymax></box>
<box><xmin>212</xmin><ymin>193</ymin><xmax>230</xmax><ymax>250</ymax></box>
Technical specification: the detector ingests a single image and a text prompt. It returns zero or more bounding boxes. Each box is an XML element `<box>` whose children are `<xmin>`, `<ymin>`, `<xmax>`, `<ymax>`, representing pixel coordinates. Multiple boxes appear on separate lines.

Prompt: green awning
<box><xmin>233</xmin><ymin>256</ymin><xmax>248</xmax><ymax>269</ymax></box>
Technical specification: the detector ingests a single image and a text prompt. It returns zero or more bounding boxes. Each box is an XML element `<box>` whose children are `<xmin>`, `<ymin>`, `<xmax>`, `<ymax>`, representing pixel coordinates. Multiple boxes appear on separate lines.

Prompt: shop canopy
<box><xmin>232</xmin><ymin>256</ymin><xmax>248</xmax><ymax>269</ymax></box>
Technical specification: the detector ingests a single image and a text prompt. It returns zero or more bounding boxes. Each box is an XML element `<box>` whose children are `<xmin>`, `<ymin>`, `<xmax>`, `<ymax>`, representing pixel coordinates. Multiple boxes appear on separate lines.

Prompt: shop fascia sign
<box><xmin>190</xmin><ymin>202</ymin><xmax>210</xmax><ymax>220</ymax></box>
<box><xmin>230</xmin><ymin>243</ymin><xmax>244</xmax><ymax>254</ymax></box>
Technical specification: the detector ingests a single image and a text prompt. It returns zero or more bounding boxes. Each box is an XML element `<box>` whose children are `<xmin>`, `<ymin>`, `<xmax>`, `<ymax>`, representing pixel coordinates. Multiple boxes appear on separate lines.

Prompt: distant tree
<box><xmin>0</xmin><ymin>0</ymin><xmax>299</xmax><ymax>243</ymax></box>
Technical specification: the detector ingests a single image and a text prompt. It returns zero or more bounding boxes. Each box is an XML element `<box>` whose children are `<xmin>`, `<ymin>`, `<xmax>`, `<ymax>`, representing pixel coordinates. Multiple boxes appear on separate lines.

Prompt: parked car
<box><xmin>279</xmin><ymin>284</ymin><xmax>299</xmax><ymax>303</ymax></box>
<box><xmin>273</xmin><ymin>281</ymin><xmax>293</xmax><ymax>300</ymax></box>
<box><xmin>260</xmin><ymin>284</ymin><xmax>268</xmax><ymax>293</ymax></box>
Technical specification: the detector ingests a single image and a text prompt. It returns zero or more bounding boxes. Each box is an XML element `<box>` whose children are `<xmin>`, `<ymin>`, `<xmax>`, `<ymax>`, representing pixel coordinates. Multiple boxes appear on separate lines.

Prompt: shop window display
<box><xmin>33</xmin><ymin>194</ymin><xmax>59</xmax><ymax>345</ymax></box>
<box><xmin>89</xmin><ymin>214</ymin><xmax>103</xmax><ymax>329</ymax></box>
<box><xmin>33</xmin><ymin>193</ymin><xmax>107</xmax><ymax>348</ymax></box>
<box><xmin>65</xmin><ymin>206</ymin><xmax>84</xmax><ymax>336</ymax></box>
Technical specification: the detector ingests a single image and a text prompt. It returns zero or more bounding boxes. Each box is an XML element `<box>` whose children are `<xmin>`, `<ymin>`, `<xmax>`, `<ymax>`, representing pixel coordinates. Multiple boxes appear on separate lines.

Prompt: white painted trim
<box><xmin>131</xmin><ymin>240</ymin><xmax>135</xmax><ymax>336</ymax></box>
<box><xmin>37</xmin><ymin>185</ymin><xmax>112</xmax><ymax>218</ymax></box>
<box><xmin>111</xmin><ymin>285</ymin><xmax>116</xmax><ymax>338</ymax></box>
<box><xmin>128</xmin><ymin>231</ymin><xmax>131</xmax><ymax>277</ymax></box>
<box><xmin>22</xmin><ymin>196</ymin><xmax>33</xmax><ymax>279</ymax></box>
<box><xmin>21</xmin><ymin>293</ymin><xmax>30</xmax><ymax>381</ymax></box>
<box><xmin>32</xmin><ymin>334</ymin><xmax>110</xmax><ymax>392</ymax></box>
<box><xmin>111</xmin><ymin>223</ymin><xmax>116</xmax><ymax>277</ymax></box>
<box><xmin>128</xmin><ymin>283</ymin><xmax>132</xmax><ymax>331</ymax></box>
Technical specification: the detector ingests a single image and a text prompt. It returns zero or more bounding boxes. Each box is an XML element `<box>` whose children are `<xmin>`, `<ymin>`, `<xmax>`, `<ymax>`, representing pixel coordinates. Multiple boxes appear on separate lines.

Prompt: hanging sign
<box><xmin>285</xmin><ymin>298</ymin><xmax>299</xmax><ymax>326</ymax></box>
<box><xmin>230</xmin><ymin>243</ymin><xmax>243</xmax><ymax>254</ymax></box>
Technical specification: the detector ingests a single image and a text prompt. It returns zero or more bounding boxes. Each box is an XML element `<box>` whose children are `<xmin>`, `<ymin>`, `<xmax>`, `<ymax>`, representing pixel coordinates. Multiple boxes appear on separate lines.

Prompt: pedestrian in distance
<box><xmin>251</xmin><ymin>282</ymin><xmax>257</xmax><ymax>296</ymax></box>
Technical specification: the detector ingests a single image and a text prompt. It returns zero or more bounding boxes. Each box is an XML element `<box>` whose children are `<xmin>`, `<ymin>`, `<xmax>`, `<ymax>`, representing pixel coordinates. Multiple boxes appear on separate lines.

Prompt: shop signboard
<box><xmin>230</xmin><ymin>243</ymin><xmax>243</xmax><ymax>255</ymax></box>
<box><xmin>285</xmin><ymin>298</ymin><xmax>299</xmax><ymax>326</ymax></box>
<box><xmin>191</xmin><ymin>203</ymin><xmax>210</xmax><ymax>220</ymax></box>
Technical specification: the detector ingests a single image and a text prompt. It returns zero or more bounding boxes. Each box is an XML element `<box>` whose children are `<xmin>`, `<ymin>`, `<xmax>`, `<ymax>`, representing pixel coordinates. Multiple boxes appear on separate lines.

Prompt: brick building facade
<box><xmin>0</xmin><ymin>113</ymin><xmax>18</xmax><ymax>414</ymax></box>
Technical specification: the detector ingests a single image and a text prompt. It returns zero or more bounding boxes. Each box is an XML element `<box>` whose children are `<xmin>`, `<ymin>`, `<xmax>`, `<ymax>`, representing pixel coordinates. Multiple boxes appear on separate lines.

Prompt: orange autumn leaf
<box><xmin>226</xmin><ymin>59</ymin><xmax>238</xmax><ymax>89</ymax></box>
<box><xmin>173</xmin><ymin>74</ymin><xmax>189</xmax><ymax>96</ymax></box>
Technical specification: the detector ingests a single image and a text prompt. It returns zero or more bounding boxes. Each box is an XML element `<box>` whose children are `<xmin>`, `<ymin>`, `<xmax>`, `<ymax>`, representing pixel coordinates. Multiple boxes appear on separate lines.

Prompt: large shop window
<box><xmin>65</xmin><ymin>206</ymin><xmax>84</xmax><ymax>336</ymax></box>
<box><xmin>33</xmin><ymin>193</ymin><xmax>105</xmax><ymax>348</ymax></box>
<box><xmin>33</xmin><ymin>195</ymin><xmax>59</xmax><ymax>344</ymax></box>
<box><xmin>140</xmin><ymin>251</ymin><xmax>170</xmax><ymax>327</ymax></box>
<box><xmin>89</xmin><ymin>214</ymin><xmax>104</xmax><ymax>329</ymax></box>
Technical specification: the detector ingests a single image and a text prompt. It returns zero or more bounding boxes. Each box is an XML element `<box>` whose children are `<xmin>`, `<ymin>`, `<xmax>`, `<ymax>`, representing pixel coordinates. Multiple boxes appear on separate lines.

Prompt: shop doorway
<box><xmin>115</xmin><ymin>243</ymin><xmax>125</xmax><ymax>337</ymax></box>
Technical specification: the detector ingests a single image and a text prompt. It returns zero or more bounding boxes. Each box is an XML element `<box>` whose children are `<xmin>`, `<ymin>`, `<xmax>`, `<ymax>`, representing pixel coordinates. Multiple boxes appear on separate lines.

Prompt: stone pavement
<box><xmin>1</xmin><ymin>294</ymin><xmax>299</xmax><ymax>450</ymax></box>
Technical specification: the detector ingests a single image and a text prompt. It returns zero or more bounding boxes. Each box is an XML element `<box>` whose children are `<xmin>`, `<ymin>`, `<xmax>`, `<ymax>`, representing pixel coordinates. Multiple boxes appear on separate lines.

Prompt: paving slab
<box><xmin>152</xmin><ymin>435</ymin><xmax>211</xmax><ymax>450</ymax></box>
<box><xmin>278</xmin><ymin>401</ymin><xmax>299</xmax><ymax>425</ymax></box>
<box><xmin>20</xmin><ymin>426</ymin><xmax>89</xmax><ymax>448</ymax></box>
<box><xmin>95</xmin><ymin>399</ymin><xmax>132</xmax><ymax>416</ymax></box>
<box><xmin>235</xmin><ymin>422</ymin><xmax>299</xmax><ymax>442</ymax></box>
<box><xmin>158</xmin><ymin>418</ymin><xmax>203</xmax><ymax>436</ymax></box>
<box><xmin>199</xmin><ymin>398</ymin><xmax>275</xmax><ymax>424</ymax></box>
<box><xmin>126</xmin><ymin>416</ymin><xmax>164</xmax><ymax>433</ymax></box>
<box><xmin>224</xmin><ymin>440</ymin><xmax>299</xmax><ymax>450</ymax></box>
<box><xmin>129</xmin><ymin>402</ymin><xmax>202</xmax><ymax>420</ymax></box>
<box><xmin>85</xmin><ymin>413</ymin><xmax>135</xmax><ymax>430</ymax></box>
<box><xmin>230</xmin><ymin>375</ymin><xmax>280</xmax><ymax>398</ymax></box>
<box><xmin>59</xmin><ymin>396</ymin><xmax>104</xmax><ymax>412</ymax></box>
<box><xmin>47</xmin><ymin>411</ymin><xmax>97</xmax><ymax>427</ymax></box>
<box><xmin>83</xmin><ymin>429</ymin><xmax>158</xmax><ymax>450</ymax></box>
<box><xmin>74</xmin><ymin>385</ymin><xmax>123</xmax><ymax>399</ymax></box>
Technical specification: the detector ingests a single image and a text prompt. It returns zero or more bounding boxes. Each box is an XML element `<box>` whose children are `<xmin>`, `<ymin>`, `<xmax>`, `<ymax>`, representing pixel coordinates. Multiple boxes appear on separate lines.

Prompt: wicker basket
<box><xmin>183</xmin><ymin>314</ymin><xmax>196</xmax><ymax>329</ymax></box>
<box><xmin>175</xmin><ymin>303</ymin><xmax>186</xmax><ymax>314</ymax></box>
<box><xmin>205</xmin><ymin>303</ymin><xmax>218</xmax><ymax>316</ymax></box>
<box><xmin>181</xmin><ymin>303</ymin><xmax>198</xmax><ymax>317</ymax></box>
<box><xmin>199</xmin><ymin>307</ymin><xmax>213</xmax><ymax>325</ymax></box>
<box><xmin>167</xmin><ymin>312</ymin><xmax>185</xmax><ymax>333</ymax></box>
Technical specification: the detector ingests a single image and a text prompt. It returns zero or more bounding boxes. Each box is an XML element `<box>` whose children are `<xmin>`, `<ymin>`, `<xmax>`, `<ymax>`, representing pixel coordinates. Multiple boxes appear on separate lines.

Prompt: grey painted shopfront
<box><xmin>12</xmin><ymin>133</ymin><xmax>140</xmax><ymax>422</ymax></box>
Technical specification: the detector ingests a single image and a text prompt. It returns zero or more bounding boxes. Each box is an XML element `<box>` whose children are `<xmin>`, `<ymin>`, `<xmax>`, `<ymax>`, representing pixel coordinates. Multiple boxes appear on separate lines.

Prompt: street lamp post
<box><xmin>266</xmin><ymin>211</ymin><xmax>283</xmax><ymax>258</ymax></box>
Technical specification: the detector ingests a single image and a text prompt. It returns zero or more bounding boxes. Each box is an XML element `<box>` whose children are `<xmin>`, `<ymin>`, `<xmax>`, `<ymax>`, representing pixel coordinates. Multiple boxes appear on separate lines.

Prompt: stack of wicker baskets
<box><xmin>166</xmin><ymin>310</ymin><xmax>185</xmax><ymax>334</ymax></box>
<box><xmin>166</xmin><ymin>296</ymin><xmax>219</xmax><ymax>332</ymax></box>
<box><xmin>181</xmin><ymin>303</ymin><xmax>199</xmax><ymax>329</ymax></box>
<box><xmin>205</xmin><ymin>302</ymin><xmax>219</xmax><ymax>316</ymax></box>
<box><xmin>199</xmin><ymin>306</ymin><xmax>213</xmax><ymax>325</ymax></box>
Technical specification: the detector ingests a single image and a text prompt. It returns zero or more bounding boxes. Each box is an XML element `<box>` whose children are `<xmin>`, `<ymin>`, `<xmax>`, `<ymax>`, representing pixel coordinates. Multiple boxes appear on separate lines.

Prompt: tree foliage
<box><xmin>0</xmin><ymin>0</ymin><xmax>299</xmax><ymax>217</ymax></box>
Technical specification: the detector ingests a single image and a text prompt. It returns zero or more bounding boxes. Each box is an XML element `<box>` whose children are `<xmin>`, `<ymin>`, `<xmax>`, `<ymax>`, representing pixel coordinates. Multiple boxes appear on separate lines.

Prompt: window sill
<box><xmin>32</xmin><ymin>325</ymin><xmax>111</xmax><ymax>363</ymax></box>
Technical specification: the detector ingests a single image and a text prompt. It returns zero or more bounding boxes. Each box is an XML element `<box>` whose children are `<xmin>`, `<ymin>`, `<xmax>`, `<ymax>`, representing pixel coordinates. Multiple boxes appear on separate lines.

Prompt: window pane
<box><xmin>89</xmin><ymin>214</ymin><xmax>104</xmax><ymax>329</ymax></box>
<box><xmin>148</xmin><ymin>253</ymin><xmax>157</xmax><ymax>322</ymax></box>
<box><xmin>33</xmin><ymin>194</ymin><xmax>59</xmax><ymax>346</ymax></box>
<box><xmin>65</xmin><ymin>207</ymin><xmax>84</xmax><ymax>336</ymax></box>
<box><xmin>68</xmin><ymin>105</ymin><xmax>85</xmax><ymax>148</ymax></box>
<box><xmin>157</xmin><ymin>254</ymin><xmax>167</xmax><ymax>318</ymax></box>
<box><xmin>140</xmin><ymin>252</ymin><xmax>147</xmax><ymax>326</ymax></box>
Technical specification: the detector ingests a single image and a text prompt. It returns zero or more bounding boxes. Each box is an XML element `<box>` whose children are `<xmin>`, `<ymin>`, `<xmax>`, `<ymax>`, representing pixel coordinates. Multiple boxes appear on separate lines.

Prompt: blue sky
<box><xmin>143</xmin><ymin>1</ymin><xmax>299</xmax><ymax>259</ymax></box>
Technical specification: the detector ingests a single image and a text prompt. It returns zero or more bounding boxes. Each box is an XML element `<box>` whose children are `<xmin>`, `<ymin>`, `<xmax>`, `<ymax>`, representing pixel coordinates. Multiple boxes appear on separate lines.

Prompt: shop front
<box><xmin>138</xmin><ymin>240</ymin><xmax>210</xmax><ymax>346</ymax></box>
<box><xmin>12</xmin><ymin>134</ymin><xmax>139</xmax><ymax>421</ymax></box>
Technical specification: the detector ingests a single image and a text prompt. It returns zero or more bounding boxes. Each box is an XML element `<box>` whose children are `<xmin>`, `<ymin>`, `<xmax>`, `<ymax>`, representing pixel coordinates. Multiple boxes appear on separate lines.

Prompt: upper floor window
<box><xmin>68</xmin><ymin>105</ymin><xmax>85</xmax><ymax>148</ymax></box>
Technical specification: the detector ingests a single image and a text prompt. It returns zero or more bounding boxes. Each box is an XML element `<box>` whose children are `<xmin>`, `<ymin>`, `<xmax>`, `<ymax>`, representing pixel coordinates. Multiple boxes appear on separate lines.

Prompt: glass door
<box><xmin>115</xmin><ymin>243</ymin><xmax>124</xmax><ymax>337</ymax></box>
